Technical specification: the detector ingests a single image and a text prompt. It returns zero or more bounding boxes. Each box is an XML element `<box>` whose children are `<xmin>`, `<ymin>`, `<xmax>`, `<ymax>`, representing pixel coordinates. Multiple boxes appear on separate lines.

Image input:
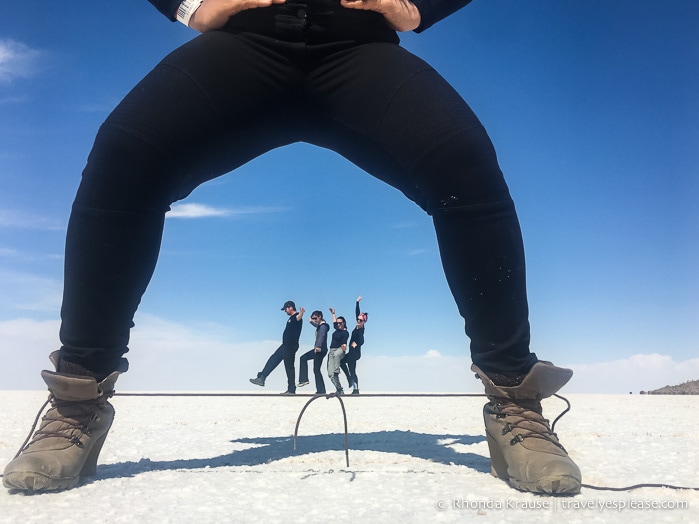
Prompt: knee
<box><xmin>412</xmin><ymin>131</ymin><xmax>513</xmax><ymax>215</ymax></box>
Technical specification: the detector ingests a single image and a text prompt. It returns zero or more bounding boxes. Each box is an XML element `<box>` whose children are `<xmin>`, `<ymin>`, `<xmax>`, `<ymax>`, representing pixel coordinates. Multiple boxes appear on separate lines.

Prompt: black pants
<box><xmin>341</xmin><ymin>347</ymin><xmax>360</xmax><ymax>388</ymax></box>
<box><xmin>59</xmin><ymin>4</ymin><xmax>536</xmax><ymax>377</ymax></box>
<box><xmin>260</xmin><ymin>343</ymin><xmax>299</xmax><ymax>393</ymax></box>
<box><xmin>298</xmin><ymin>348</ymin><xmax>327</xmax><ymax>394</ymax></box>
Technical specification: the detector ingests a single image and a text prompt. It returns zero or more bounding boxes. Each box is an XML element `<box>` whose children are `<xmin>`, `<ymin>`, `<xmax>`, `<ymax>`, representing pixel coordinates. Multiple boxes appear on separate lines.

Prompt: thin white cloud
<box><xmin>0</xmin><ymin>95</ymin><xmax>28</xmax><ymax>105</ymax></box>
<box><xmin>0</xmin><ymin>39</ymin><xmax>41</xmax><ymax>83</ymax></box>
<box><xmin>0</xmin><ymin>209</ymin><xmax>64</xmax><ymax>230</ymax></box>
<box><xmin>167</xmin><ymin>202</ymin><xmax>287</xmax><ymax>219</ymax></box>
<box><xmin>0</xmin><ymin>269</ymin><xmax>63</xmax><ymax>314</ymax></box>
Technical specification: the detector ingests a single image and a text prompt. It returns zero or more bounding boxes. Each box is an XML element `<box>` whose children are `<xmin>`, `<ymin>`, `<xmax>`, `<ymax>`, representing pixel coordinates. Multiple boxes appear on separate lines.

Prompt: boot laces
<box><xmin>492</xmin><ymin>393</ymin><xmax>571</xmax><ymax>452</ymax></box>
<box><xmin>13</xmin><ymin>393</ymin><xmax>111</xmax><ymax>459</ymax></box>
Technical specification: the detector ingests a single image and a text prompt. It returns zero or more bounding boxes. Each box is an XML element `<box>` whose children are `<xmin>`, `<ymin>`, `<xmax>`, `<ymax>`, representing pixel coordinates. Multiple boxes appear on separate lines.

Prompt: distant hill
<box><xmin>641</xmin><ymin>379</ymin><xmax>699</xmax><ymax>395</ymax></box>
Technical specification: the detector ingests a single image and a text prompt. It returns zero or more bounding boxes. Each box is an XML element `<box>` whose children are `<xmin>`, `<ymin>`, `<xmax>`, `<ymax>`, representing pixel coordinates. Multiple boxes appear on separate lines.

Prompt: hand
<box><xmin>351</xmin><ymin>342</ymin><xmax>357</xmax><ymax>348</ymax></box>
<box><xmin>189</xmin><ymin>0</ymin><xmax>287</xmax><ymax>32</ymax></box>
<box><xmin>329</xmin><ymin>307</ymin><xmax>335</xmax><ymax>315</ymax></box>
<box><xmin>340</xmin><ymin>0</ymin><xmax>421</xmax><ymax>32</ymax></box>
<box><xmin>356</xmin><ymin>295</ymin><xmax>362</xmax><ymax>302</ymax></box>
<box><xmin>314</xmin><ymin>347</ymin><xmax>321</xmax><ymax>353</ymax></box>
<box><xmin>299</xmin><ymin>307</ymin><xmax>305</xmax><ymax>314</ymax></box>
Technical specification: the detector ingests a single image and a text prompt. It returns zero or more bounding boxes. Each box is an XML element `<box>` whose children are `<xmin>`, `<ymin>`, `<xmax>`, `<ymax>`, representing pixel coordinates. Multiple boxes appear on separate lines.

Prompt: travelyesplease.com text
<box><xmin>436</xmin><ymin>498</ymin><xmax>689</xmax><ymax>512</ymax></box>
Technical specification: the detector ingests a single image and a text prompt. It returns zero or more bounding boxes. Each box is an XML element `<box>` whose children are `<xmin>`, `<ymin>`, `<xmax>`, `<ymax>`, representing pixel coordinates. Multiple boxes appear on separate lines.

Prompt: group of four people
<box><xmin>250</xmin><ymin>297</ymin><xmax>367</xmax><ymax>395</ymax></box>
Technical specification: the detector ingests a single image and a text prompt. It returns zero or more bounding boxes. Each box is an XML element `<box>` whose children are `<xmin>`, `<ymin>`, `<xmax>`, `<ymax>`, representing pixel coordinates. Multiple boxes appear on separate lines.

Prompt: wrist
<box><xmin>176</xmin><ymin>0</ymin><xmax>204</xmax><ymax>27</ymax></box>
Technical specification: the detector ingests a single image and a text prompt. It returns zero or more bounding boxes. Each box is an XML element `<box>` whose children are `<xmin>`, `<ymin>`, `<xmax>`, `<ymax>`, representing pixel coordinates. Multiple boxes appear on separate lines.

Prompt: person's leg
<box><xmin>282</xmin><ymin>345</ymin><xmax>298</xmax><ymax>393</ymax></box>
<box><xmin>304</xmin><ymin>41</ymin><xmax>579</xmax><ymax>494</ymax></box>
<box><xmin>59</xmin><ymin>31</ymin><xmax>302</xmax><ymax>375</ymax></box>
<box><xmin>304</xmin><ymin>42</ymin><xmax>533</xmax><ymax>375</ymax></box>
<box><xmin>261</xmin><ymin>345</ymin><xmax>286</xmax><ymax>378</ymax></box>
<box><xmin>298</xmin><ymin>350</ymin><xmax>313</xmax><ymax>385</ymax></box>
<box><xmin>340</xmin><ymin>359</ymin><xmax>352</xmax><ymax>387</ymax></box>
<box><xmin>346</xmin><ymin>353</ymin><xmax>359</xmax><ymax>391</ymax></box>
<box><xmin>5</xmin><ymin>30</ymin><xmax>303</xmax><ymax>492</ymax></box>
<box><xmin>327</xmin><ymin>348</ymin><xmax>343</xmax><ymax>392</ymax></box>
<box><xmin>313</xmin><ymin>351</ymin><xmax>327</xmax><ymax>394</ymax></box>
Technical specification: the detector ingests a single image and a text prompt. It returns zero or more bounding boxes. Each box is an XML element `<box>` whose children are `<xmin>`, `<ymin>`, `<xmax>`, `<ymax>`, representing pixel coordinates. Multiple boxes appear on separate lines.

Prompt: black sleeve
<box><xmin>355</xmin><ymin>301</ymin><xmax>361</xmax><ymax>319</ymax></box>
<box><xmin>148</xmin><ymin>0</ymin><xmax>182</xmax><ymax>22</ymax></box>
<box><xmin>412</xmin><ymin>0</ymin><xmax>473</xmax><ymax>33</ymax></box>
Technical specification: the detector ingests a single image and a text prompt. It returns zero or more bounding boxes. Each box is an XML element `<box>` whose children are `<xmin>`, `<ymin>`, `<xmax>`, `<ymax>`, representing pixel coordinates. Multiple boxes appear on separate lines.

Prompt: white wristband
<box><xmin>176</xmin><ymin>0</ymin><xmax>204</xmax><ymax>27</ymax></box>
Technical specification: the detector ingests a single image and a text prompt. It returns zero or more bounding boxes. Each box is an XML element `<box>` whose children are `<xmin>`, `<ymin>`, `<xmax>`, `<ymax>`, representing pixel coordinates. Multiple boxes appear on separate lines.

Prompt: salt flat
<box><xmin>1</xmin><ymin>392</ymin><xmax>697</xmax><ymax>523</ymax></box>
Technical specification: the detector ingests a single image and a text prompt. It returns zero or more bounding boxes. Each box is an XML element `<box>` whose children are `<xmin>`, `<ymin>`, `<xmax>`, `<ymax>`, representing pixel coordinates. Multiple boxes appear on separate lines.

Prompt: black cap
<box><xmin>281</xmin><ymin>300</ymin><xmax>296</xmax><ymax>310</ymax></box>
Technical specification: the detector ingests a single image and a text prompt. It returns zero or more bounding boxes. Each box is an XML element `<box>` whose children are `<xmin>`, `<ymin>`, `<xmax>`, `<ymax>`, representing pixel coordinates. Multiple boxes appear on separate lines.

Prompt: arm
<box><xmin>296</xmin><ymin>307</ymin><xmax>305</xmax><ymax>322</ymax></box>
<box><xmin>355</xmin><ymin>296</ymin><xmax>362</xmax><ymax>319</ymax></box>
<box><xmin>329</xmin><ymin>307</ymin><xmax>337</xmax><ymax>324</ymax></box>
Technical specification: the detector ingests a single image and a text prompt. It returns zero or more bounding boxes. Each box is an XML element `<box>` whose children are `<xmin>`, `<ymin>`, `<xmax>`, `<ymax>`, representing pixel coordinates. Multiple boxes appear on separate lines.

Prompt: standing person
<box><xmin>327</xmin><ymin>308</ymin><xmax>349</xmax><ymax>395</ymax></box>
<box><xmin>4</xmin><ymin>0</ymin><xmax>582</xmax><ymax>495</ymax></box>
<box><xmin>297</xmin><ymin>310</ymin><xmax>329</xmax><ymax>394</ymax></box>
<box><xmin>249</xmin><ymin>301</ymin><xmax>304</xmax><ymax>394</ymax></box>
<box><xmin>341</xmin><ymin>296</ymin><xmax>366</xmax><ymax>395</ymax></box>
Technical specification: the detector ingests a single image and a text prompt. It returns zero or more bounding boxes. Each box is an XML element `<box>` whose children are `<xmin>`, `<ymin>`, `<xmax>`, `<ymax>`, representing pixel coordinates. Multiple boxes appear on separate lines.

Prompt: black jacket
<box><xmin>146</xmin><ymin>0</ymin><xmax>472</xmax><ymax>32</ymax></box>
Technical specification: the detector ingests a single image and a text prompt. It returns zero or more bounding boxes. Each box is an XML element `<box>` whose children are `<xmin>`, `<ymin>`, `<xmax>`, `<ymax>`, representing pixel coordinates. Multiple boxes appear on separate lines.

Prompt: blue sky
<box><xmin>1</xmin><ymin>1</ymin><xmax>697</xmax><ymax>393</ymax></box>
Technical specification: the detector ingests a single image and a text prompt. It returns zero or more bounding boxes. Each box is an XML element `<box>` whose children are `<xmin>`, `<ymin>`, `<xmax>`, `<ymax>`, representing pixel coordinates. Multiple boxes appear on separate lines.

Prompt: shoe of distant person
<box><xmin>249</xmin><ymin>373</ymin><xmax>265</xmax><ymax>387</ymax></box>
<box><xmin>297</xmin><ymin>380</ymin><xmax>309</xmax><ymax>387</ymax></box>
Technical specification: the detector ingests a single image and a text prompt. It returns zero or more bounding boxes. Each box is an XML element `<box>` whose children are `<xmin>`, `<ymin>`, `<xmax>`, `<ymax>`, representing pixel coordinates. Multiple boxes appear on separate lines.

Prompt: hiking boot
<box><xmin>249</xmin><ymin>373</ymin><xmax>265</xmax><ymax>387</ymax></box>
<box><xmin>472</xmin><ymin>361</ymin><xmax>581</xmax><ymax>495</ymax></box>
<box><xmin>3</xmin><ymin>352</ymin><xmax>126</xmax><ymax>492</ymax></box>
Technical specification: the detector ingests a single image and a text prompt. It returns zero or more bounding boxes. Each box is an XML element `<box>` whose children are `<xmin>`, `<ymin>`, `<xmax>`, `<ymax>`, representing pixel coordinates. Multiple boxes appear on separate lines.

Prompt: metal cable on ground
<box><xmin>115</xmin><ymin>392</ymin><xmax>699</xmax><ymax>492</ymax></box>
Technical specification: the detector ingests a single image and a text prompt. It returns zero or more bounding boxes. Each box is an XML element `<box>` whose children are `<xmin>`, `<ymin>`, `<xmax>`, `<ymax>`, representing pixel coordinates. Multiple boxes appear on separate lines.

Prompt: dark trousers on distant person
<box><xmin>341</xmin><ymin>349</ymin><xmax>360</xmax><ymax>389</ymax></box>
<box><xmin>56</xmin><ymin>4</ymin><xmax>536</xmax><ymax>380</ymax></box>
<box><xmin>298</xmin><ymin>349</ymin><xmax>327</xmax><ymax>394</ymax></box>
<box><xmin>261</xmin><ymin>343</ymin><xmax>298</xmax><ymax>393</ymax></box>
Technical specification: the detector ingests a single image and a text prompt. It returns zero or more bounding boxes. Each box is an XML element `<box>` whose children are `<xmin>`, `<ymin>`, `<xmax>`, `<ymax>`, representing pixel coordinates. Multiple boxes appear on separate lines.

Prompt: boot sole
<box><xmin>3</xmin><ymin>471</ymin><xmax>80</xmax><ymax>492</ymax></box>
<box><xmin>3</xmin><ymin>428</ymin><xmax>110</xmax><ymax>492</ymax></box>
<box><xmin>486</xmin><ymin>430</ymin><xmax>581</xmax><ymax>495</ymax></box>
<box><xmin>509</xmin><ymin>475</ymin><xmax>581</xmax><ymax>495</ymax></box>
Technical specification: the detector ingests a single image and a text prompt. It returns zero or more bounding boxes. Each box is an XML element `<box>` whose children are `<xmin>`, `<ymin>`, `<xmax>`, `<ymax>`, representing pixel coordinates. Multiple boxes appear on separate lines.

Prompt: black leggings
<box><xmin>341</xmin><ymin>348</ymin><xmax>360</xmax><ymax>388</ymax></box>
<box><xmin>59</xmin><ymin>4</ymin><xmax>536</xmax><ymax>376</ymax></box>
